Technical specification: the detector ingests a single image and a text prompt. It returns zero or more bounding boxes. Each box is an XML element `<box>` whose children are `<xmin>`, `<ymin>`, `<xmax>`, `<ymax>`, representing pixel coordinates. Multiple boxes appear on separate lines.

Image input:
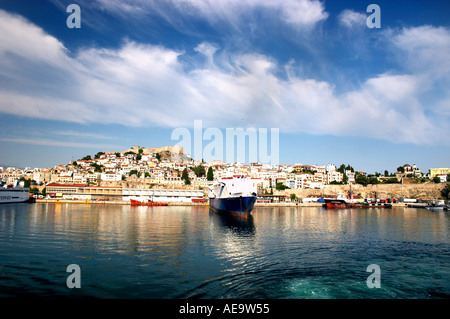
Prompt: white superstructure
<box><xmin>208</xmin><ymin>175</ymin><xmax>259</xmax><ymax>199</ymax></box>
<box><xmin>0</xmin><ymin>180</ymin><xmax>30</xmax><ymax>204</ymax></box>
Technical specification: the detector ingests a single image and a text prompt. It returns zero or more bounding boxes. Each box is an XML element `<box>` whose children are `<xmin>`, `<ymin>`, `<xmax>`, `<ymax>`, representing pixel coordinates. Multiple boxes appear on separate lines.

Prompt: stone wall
<box><xmin>274</xmin><ymin>183</ymin><xmax>447</xmax><ymax>200</ymax></box>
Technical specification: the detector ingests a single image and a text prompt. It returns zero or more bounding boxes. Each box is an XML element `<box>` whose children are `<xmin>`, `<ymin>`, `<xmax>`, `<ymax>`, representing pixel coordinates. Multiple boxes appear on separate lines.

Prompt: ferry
<box><xmin>208</xmin><ymin>175</ymin><xmax>257</xmax><ymax>217</ymax></box>
<box><xmin>0</xmin><ymin>180</ymin><xmax>31</xmax><ymax>204</ymax></box>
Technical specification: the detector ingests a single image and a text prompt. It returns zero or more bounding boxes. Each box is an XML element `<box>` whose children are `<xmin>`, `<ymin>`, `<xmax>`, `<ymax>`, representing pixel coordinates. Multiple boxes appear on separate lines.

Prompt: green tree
<box><xmin>384</xmin><ymin>178</ymin><xmax>400</xmax><ymax>184</ymax></box>
<box><xmin>94</xmin><ymin>151</ymin><xmax>105</xmax><ymax>159</ymax></box>
<box><xmin>275</xmin><ymin>182</ymin><xmax>289</xmax><ymax>190</ymax></box>
<box><xmin>182</xmin><ymin>168</ymin><xmax>190</xmax><ymax>185</ymax></box>
<box><xmin>115</xmin><ymin>152</ymin><xmax>121</xmax><ymax>157</ymax></box>
<box><xmin>290</xmin><ymin>193</ymin><xmax>297</xmax><ymax>201</ymax></box>
<box><xmin>342</xmin><ymin>173</ymin><xmax>348</xmax><ymax>184</ymax></box>
<box><xmin>155</xmin><ymin>153</ymin><xmax>161</xmax><ymax>161</ymax></box>
<box><xmin>432</xmin><ymin>176</ymin><xmax>441</xmax><ymax>183</ymax></box>
<box><xmin>355</xmin><ymin>173</ymin><xmax>369</xmax><ymax>186</ymax></box>
<box><xmin>397</xmin><ymin>166</ymin><xmax>405</xmax><ymax>173</ymax></box>
<box><xmin>19</xmin><ymin>177</ymin><xmax>31</xmax><ymax>188</ymax></box>
<box><xmin>129</xmin><ymin>169</ymin><xmax>138</xmax><ymax>176</ymax></box>
<box><xmin>90</xmin><ymin>163</ymin><xmax>104</xmax><ymax>172</ymax></box>
<box><xmin>441</xmin><ymin>184</ymin><xmax>450</xmax><ymax>199</ymax></box>
<box><xmin>81</xmin><ymin>155</ymin><xmax>92</xmax><ymax>161</ymax></box>
<box><xmin>207</xmin><ymin>167</ymin><xmax>214</xmax><ymax>181</ymax></box>
<box><xmin>337</xmin><ymin>164</ymin><xmax>346</xmax><ymax>174</ymax></box>
<box><xmin>192</xmin><ymin>165</ymin><xmax>206</xmax><ymax>177</ymax></box>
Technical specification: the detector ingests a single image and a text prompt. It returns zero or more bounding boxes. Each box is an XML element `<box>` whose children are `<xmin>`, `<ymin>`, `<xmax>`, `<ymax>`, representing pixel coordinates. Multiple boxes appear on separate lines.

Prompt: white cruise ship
<box><xmin>0</xmin><ymin>180</ymin><xmax>30</xmax><ymax>204</ymax></box>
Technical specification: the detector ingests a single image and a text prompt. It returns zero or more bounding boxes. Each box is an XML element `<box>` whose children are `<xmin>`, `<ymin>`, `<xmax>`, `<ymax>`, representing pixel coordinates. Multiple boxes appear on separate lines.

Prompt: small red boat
<box><xmin>130</xmin><ymin>199</ymin><xmax>168</xmax><ymax>206</ymax></box>
<box><xmin>323</xmin><ymin>190</ymin><xmax>363</xmax><ymax>209</ymax></box>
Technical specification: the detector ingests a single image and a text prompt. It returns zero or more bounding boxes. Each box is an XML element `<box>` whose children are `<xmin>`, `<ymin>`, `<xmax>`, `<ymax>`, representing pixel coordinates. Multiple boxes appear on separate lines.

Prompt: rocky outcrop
<box><xmin>274</xmin><ymin>183</ymin><xmax>448</xmax><ymax>200</ymax></box>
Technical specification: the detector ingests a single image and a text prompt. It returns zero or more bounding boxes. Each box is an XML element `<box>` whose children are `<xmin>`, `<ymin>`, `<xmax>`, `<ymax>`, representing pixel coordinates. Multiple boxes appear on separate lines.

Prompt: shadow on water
<box><xmin>208</xmin><ymin>208</ymin><xmax>255</xmax><ymax>237</ymax></box>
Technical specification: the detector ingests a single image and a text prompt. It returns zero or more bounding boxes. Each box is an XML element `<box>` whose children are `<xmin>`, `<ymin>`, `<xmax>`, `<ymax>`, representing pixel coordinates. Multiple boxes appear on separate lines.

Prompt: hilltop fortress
<box><xmin>122</xmin><ymin>145</ymin><xmax>184</xmax><ymax>156</ymax></box>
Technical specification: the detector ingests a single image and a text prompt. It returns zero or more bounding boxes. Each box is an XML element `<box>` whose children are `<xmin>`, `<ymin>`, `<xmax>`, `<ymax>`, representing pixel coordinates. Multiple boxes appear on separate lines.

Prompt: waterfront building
<box><xmin>122</xmin><ymin>188</ymin><xmax>204</xmax><ymax>203</ymax></box>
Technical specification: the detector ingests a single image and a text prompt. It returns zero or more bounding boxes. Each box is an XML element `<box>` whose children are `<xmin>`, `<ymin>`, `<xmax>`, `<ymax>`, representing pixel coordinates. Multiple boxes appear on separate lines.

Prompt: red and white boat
<box><xmin>130</xmin><ymin>199</ymin><xmax>168</xmax><ymax>206</ymax></box>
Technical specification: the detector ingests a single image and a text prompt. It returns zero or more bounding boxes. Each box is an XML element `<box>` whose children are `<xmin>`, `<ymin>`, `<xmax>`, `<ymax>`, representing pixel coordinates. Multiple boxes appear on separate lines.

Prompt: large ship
<box><xmin>0</xmin><ymin>180</ymin><xmax>31</xmax><ymax>204</ymax></box>
<box><xmin>208</xmin><ymin>175</ymin><xmax>258</xmax><ymax>217</ymax></box>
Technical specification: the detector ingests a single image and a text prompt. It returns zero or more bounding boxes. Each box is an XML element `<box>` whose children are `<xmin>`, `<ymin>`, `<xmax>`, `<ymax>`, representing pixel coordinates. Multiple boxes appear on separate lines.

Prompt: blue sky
<box><xmin>0</xmin><ymin>0</ymin><xmax>449</xmax><ymax>174</ymax></box>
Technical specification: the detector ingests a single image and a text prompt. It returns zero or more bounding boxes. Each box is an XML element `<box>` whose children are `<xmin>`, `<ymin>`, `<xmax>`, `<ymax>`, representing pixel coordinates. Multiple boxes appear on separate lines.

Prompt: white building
<box><xmin>100</xmin><ymin>173</ymin><xmax>122</xmax><ymax>182</ymax></box>
<box><xmin>122</xmin><ymin>188</ymin><xmax>204</xmax><ymax>203</ymax></box>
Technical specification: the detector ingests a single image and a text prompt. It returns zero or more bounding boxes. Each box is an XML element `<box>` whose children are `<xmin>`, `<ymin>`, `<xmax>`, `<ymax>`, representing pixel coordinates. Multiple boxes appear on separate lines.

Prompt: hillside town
<box><xmin>1</xmin><ymin>145</ymin><xmax>449</xmax><ymax>202</ymax></box>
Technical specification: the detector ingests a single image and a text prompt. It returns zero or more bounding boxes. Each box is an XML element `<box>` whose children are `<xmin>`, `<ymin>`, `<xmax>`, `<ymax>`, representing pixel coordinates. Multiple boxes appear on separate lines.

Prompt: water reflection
<box><xmin>209</xmin><ymin>209</ymin><xmax>255</xmax><ymax>237</ymax></box>
<box><xmin>1</xmin><ymin>203</ymin><xmax>449</xmax><ymax>298</ymax></box>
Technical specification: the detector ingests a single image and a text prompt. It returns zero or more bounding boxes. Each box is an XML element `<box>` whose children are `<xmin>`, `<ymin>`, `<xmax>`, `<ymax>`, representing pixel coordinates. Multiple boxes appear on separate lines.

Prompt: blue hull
<box><xmin>209</xmin><ymin>196</ymin><xmax>257</xmax><ymax>216</ymax></box>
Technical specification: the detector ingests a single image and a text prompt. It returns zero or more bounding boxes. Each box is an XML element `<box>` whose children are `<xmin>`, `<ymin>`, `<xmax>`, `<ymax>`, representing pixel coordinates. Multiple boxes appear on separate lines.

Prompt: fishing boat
<box><xmin>425</xmin><ymin>200</ymin><xmax>446</xmax><ymax>211</ymax></box>
<box><xmin>323</xmin><ymin>190</ymin><xmax>393</xmax><ymax>209</ymax></box>
<box><xmin>208</xmin><ymin>175</ymin><xmax>257</xmax><ymax>217</ymax></box>
<box><xmin>323</xmin><ymin>192</ymin><xmax>363</xmax><ymax>209</ymax></box>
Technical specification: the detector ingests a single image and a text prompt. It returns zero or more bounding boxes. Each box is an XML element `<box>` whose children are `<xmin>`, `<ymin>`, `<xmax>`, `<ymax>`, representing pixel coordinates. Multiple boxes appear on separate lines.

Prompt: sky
<box><xmin>0</xmin><ymin>0</ymin><xmax>449</xmax><ymax>174</ymax></box>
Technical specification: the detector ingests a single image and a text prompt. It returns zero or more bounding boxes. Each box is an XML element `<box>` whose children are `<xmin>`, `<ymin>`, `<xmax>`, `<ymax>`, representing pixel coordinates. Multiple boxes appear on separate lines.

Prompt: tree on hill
<box><xmin>442</xmin><ymin>184</ymin><xmax>450</xmax><ymax>199</ymax></box>
<box><xmin>94</xmin><ymin>151</ymin><xmax>105</xmax><ymax>159</ymax></box>
<box><xmin>207</xmin><ymin>167</ymin><xmax>214</xmax><ymax>181</ymax></box>
<box><xmin>276</xmin><ymin>182</ymin><xmax>289</xmax><ymax>190</ymax></box>
<box><xmin>182</xmin><ymin>168</ymin><xmax>190</xmax><ymax>185</ymax></box>
<box><xmin>192</xmin><ymin>165</ymin><xmax>206</xmax><ymax>177</ymax></box>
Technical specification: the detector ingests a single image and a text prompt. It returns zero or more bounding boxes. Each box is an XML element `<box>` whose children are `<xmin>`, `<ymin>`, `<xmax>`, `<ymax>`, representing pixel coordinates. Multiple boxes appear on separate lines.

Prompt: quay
<box><xmin>35</xmin><ymin>199</ymin><xmax>409</xmax><ymax>208</ymax></box>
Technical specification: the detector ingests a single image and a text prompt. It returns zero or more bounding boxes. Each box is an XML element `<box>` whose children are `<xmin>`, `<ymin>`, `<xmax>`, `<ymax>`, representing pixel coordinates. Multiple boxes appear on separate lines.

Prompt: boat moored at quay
<box><xmin>0</xmin><ymin>180</ymin><xmax>31</xmax><ymax>204</ymax></box>
<box><xmin>323</xmin><ymin>191</ymin><xmax>392</xmax><ymax>209</ymax></box>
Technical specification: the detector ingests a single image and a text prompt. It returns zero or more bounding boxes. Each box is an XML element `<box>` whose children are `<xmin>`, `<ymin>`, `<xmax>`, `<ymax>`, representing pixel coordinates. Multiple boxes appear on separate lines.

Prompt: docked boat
<box><xmin>208</xmin><ymin>175</ymin><xmax>257</xmax><ymax>217</ymax></box>
<box><xmin>0</xmin><ymin>180</ymin><xmax>31</xmax><ymax>204</ymax></box>
<box><xmin>323</xmin><ymin>191</ymin><xmax>392</xmax><ymax>209</ymax></box>
<box><xmin>323</xmin><ymin>192</ymin><xmax>362</xmax><ymax>209</ymax></box>
<box><xmin>425</xmin><ymin>200</ymin><xmax>446</xmax><ymax>211</ymax></box>
<box><xmin>130</xmin><ymin>199</ymin><xmax>168</xmax><ymax>206</ymax></box>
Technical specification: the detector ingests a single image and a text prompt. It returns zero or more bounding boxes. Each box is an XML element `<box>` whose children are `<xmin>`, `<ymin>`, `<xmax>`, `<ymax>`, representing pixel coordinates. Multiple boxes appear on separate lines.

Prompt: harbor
<box><xmin>0</xmin><ymin>202</ymin><xmax>449</xmax><ymax>299</ymax></box>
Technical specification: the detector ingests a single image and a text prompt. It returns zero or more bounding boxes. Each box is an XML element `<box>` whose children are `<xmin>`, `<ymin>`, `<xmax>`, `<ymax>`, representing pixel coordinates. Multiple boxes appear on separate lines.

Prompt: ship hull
<box><xmin>0</xmin><ymin>190</ymin><xmax>30</xmax><ymax>204</ymax></box>
<box><xmin>209</xmin><ymin>196</ymin><xmax>257</xmax><ymax>216</ymax></box>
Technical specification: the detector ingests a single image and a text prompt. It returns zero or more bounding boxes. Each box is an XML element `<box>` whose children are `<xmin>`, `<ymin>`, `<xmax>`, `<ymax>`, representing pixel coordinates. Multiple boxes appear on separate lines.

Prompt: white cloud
<box><xmin>0</xmin><ymin>9</ymin><xmax>449</xmax><ymax>146</ymax></box>
<box><xmin>392</xmin><ymin>25</ymin><xmax>450</xmax><ymax>80</ymax></box>
<box><xmin>87</xmin><ymin>0</ymin><xmax>328</xmax><ymax>29</ymax></box>
<box><xmin>338</xmin><ymin>9</ymin><xmax>367</xmax><ymax>28</ymax></box>
<box><xmin>0</xmin><ymin>137</ymin><xmax>122</xmax><ymax>149</ymax></box>
<box><xmin>0</xmin><ymin>9</ymin><xmax>69</xmax><ymax>67</ymax></box>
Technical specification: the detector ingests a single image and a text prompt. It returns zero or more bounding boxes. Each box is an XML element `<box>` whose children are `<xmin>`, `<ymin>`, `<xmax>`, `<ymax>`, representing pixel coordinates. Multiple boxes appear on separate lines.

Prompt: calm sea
<box><xmin>0</xmin><ymin>203</ymin><xmax>449</xmax><ymax>299</ymax></box>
